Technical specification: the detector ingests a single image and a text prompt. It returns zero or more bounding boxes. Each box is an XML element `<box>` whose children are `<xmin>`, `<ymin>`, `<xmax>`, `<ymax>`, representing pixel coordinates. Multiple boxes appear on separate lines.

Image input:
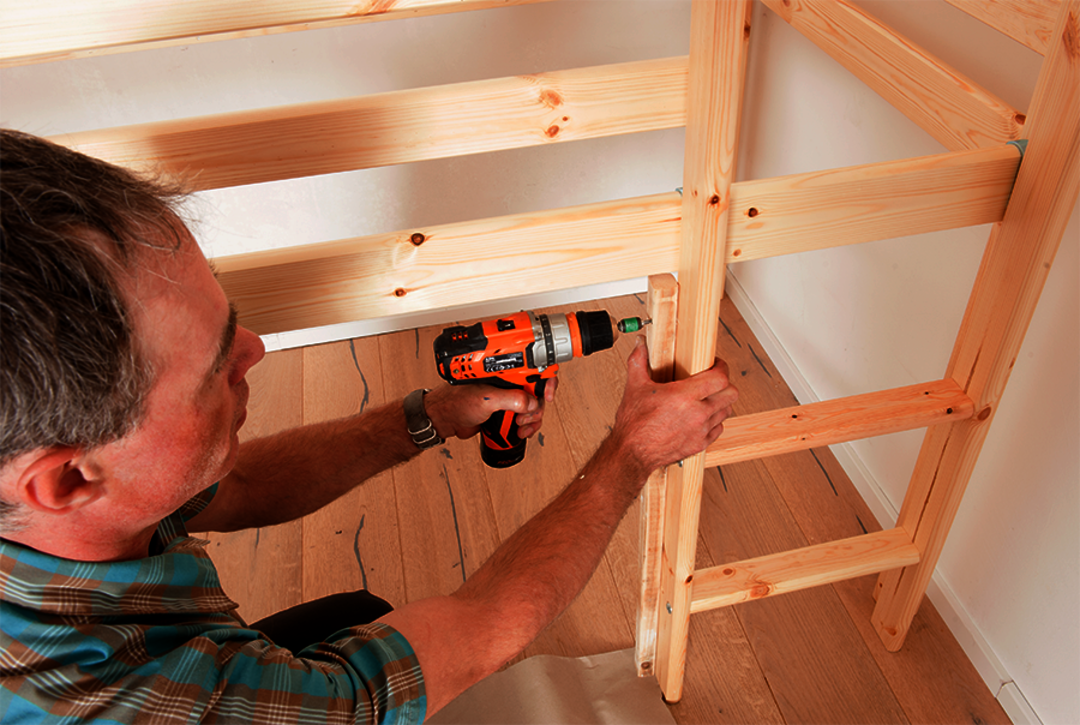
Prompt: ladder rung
<box><xmin>690</xmin><ymin>528</ymin><xmax>921</xmax><ymax>612</ymax></box>
<box><xmin>704</xmin><ymin>379</ymin><xmax>973</xmax><ymax>467</ymax></box>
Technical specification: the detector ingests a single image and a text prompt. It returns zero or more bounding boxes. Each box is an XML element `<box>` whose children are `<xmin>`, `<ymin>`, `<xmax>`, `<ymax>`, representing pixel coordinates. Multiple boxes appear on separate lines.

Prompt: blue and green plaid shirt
<box><xmin>0</xmin><ymin>486</ymin><xmax>426</xmax><ymax>724</ymax></box>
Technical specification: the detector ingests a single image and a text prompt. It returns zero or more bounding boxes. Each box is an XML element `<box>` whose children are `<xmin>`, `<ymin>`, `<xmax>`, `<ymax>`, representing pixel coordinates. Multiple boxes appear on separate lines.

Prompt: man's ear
<box><xmin>14</xmin><ymin>448</ymin><xmax>104</xmax><ymax>515</ymax></box>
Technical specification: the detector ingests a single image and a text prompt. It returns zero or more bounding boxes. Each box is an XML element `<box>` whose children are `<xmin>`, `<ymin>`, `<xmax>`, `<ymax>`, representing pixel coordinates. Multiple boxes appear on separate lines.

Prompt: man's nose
<box><xmin>230</xmin><ymin>326</ymin><xmax>266</xmax><ymax>386</ymax></box>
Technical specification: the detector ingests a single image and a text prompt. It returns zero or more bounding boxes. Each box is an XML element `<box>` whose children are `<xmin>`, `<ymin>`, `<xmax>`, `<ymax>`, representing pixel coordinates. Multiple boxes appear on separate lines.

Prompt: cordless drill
<box><xmin>434</xmin><ymin>310</ymin><xmax>647</xmax><ymax>468</ymax></box>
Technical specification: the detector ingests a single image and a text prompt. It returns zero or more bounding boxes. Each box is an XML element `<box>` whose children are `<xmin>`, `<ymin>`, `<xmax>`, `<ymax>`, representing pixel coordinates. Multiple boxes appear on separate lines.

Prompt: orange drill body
<box><xmin>434</xmin><ymin>309</ymin><xmax>614</xmax><ymax>467</ymax></box>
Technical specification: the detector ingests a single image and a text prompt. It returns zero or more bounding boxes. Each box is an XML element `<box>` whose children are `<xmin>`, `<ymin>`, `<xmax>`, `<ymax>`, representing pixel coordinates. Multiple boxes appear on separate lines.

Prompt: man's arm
<box><xmin>186</xmin><ymin>383</ymin><xmax>550</xmax><ymax>533</ymax></box>
<box><xmin>380</xmin><ymin>340</ymin><xmax>739</xmax><ymax>717</ymax></box>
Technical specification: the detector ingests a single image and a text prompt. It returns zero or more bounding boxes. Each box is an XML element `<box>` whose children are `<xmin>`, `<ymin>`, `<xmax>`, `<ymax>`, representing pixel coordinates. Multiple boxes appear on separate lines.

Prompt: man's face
<box><xmin>92</xmin><ymin>227</ymin><xmax>265</xmax><ymax>531</ymax></box>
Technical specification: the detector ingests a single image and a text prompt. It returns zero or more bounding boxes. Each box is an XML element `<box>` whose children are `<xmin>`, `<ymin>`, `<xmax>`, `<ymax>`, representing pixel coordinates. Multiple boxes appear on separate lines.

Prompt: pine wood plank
<box><xmin>213</xmin><ymin>143</ymin><xmax>1020</xmax><ymax>337</ymax></box>
<box><xmin>199</xmin><ymin>347</ymin><xmax>305</xmax><ymax>623</ymax></box>
<box><xmin>656</xmin><ymin>0</ymin><xmax>753</xmax><ymax>702</ymax></box>
<box><xmin>378</xmin><ymin>326</ymin><xmax>503</xmax><ymax>603</ymax></box>
<box><xmin>691</xmin><ymin>528</ymin><xmax>919</xmax><ymax>612</ymax></box>
<box><xmin>727</xmin><ymin>144</ymin><xmax>1021</xmax><ymax>262</ymax></box>
<box><xmin>761</xmin><ymin>0</ymin><xmax>1024</xmax><ymax>150</ymax></box>
<box><xmin>635</xmin><ymin>275</ymin><xmax>679</xmax><ymax>675</ymax></box>
<box><xmin>54</xmin><ymin>57</ymin><xmax>687</xmax><ymax>191</ymax></box>
<box><xmin>944</xmin><ymin>0</ymin><xmax>1061</xmax><ymax>54</ymax></box>
<box><xmin>0</xmin><ymin>0</ymin><xmax>555</xmax><ymax>67</ymax></box>
<box><xmin>703</xmin><ymin>379</ymin><xmax>974</xmax><ymax>467</ymax></box>
<box><xmin>700</xmin><ymin>463</ymin><xmax>911</xmax><ymax>724</ymax></box>
<box><xmin>874</xmin><ymin>0</ymin><xmax>1080</xmax><ymax>650</ymax></box>
<box><xmin>300</xmin><ymin>339</ymin><xmax>407</xmax><ymax>607</ymax></box>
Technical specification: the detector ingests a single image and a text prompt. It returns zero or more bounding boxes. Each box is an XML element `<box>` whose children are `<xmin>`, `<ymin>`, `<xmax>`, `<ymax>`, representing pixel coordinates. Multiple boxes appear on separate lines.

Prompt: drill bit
<box><xmin>617</xmin><ymin>317</ymin><xmax>652</xmax><ymax>334</ymax></box>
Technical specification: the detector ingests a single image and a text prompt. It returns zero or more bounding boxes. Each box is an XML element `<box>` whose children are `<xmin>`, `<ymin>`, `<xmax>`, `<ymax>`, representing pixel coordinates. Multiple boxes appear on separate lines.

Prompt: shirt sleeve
<box><xmin>143</xmin><ymin>622</ymin><xmax>426</xmax><ymax>724</ymax></box>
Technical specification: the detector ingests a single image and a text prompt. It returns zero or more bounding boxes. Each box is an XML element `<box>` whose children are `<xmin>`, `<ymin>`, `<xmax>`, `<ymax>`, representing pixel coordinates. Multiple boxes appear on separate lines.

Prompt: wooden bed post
<box><xmin>653</xmin><ymin>0</ymin><xmax>753</xmax><ymax>702</ymax></box>
<box><xmin>873</xmin><ymin>0</ymin><xmax>1080</xmax><ymax>651</ymax></box>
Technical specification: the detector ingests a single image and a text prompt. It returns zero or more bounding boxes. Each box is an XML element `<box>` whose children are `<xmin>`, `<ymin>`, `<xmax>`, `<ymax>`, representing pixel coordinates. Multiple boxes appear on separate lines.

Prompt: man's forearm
<box><xmin>381</xmin><ymin>431</ymin><xmax>650</xmax><ymax>715</ymax></box>
<box><xmin>205</xmin><ymin>400</ymin><xmax>421</xmax><ymax>532</ymax></box>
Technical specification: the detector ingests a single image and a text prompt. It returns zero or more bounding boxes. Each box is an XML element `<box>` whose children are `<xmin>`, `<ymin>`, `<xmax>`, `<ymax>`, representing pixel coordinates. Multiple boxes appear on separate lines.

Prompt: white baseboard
<box><xmin>723</xmin><ymin>271</ymin><xmax>1039</xmax><ymax>724</ymax></box>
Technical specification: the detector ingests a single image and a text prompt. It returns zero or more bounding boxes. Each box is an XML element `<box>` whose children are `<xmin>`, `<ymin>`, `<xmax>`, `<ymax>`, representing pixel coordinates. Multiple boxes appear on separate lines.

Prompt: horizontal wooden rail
<box><xmin>0</xmin><ymin>0</ymin><xmax>555</xmax><ymax>67</ymax></box>
<box><xmin>761</xmin><ymin>0</ymin><xmax>1024</xmax><ymax>151</ymax></box>
<box><xmin>690</xmin><ymin>528</ymin><xmax>921</xmax><ymax>612</ymax></box>
<box><xmin>52</xmin><ymin>57</ymin><xmax>688</xmax><ymax>191</ymax></box>
<box><xmin>703</xmin><ymin>379</ymin><xmax>975</xmax><ymax>468</ymax></box>
<box><xmin>943</xmin><ymin>0</ymin><xmax>1061</xmax><ymax>55</ymax></box>
<box><xmin>215</xmin><ymin>144</ymin><xmax>1019</xmax><ymax>335</ymax></box>
<box><xmin>216</xmin><ymin>194</ymin><xmax>682</xmax><ymax>335</ymax></box>
<box><xmin>728</xmin><ymin>143</ymin><xmax>1021</xmax><ymax>262</ymax></box>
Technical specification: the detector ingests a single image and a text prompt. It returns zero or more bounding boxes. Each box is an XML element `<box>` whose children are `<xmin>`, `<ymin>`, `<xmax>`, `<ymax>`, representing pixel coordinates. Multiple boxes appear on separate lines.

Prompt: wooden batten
<box><xmin>635</xmin><ymin>275</ymin><xmax>679</xmax><ymax>677</ymax></box>
<box><xmin>943</xmin><ymin>0</ymin><xmax>1062</xmax><ymax>54</ymax></box>
<box><xmin>53</xmin><ymin>57</ymin><xmax>688</xmax><ymax>191</ymax></box>
<box><xmin>215</xmin><ymin>195</ymin><xmax>681</xmax><ymax>335</ymax></box>
<box><xmin>690</xmin><ymin>528</ymin><xmax>921</xmax><ymax>612</ymax></box>
<box><xmin>727</xmin><ymin>144</ymin><xmax>1021</xmax><ymax>261</ymax></box>
<box><xmin>215</xmin><ymin>143</ymin><xmax>1020</xmax><ymax>336</ymax></box>
<box><xmin>703</xmin><ymin>379</ymin><xmax>975</xmax><ymax>468</ymax></box>
<box><xmin>0</xmin><ymin>0</ymin><xmax>555</xmax><ymax>67</ymax></box>
<box><xmin>761</xmin><ymin>0</ymin><xmax>1025</xmax><ymax>151</ymax></box>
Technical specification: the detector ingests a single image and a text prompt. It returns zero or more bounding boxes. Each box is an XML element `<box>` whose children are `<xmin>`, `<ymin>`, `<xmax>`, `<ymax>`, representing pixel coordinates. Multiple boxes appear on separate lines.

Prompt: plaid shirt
<box><xmin>0</xmin><ymin>486</ymin><xmax>426</xmax><ymax>724</ymax></box>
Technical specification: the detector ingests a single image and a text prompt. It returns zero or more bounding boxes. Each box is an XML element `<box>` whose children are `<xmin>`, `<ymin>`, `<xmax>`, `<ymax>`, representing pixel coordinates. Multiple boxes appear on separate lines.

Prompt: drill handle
<box><xmin>479</xmin><ymin>409</ymin><xmax>526</xmax><ymax>468</ymax></box>
<box><xmin>477</xmin><ymin>377</ymin><xmax>549</xmax><ymax>469</ymax></box>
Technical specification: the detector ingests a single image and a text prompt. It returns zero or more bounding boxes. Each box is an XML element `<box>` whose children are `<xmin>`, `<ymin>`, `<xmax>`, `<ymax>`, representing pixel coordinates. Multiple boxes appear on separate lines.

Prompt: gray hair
<box><xmin>0</xmin><ymin>129</ymin><xmax>189</xmax><ymax>530</ymax></box>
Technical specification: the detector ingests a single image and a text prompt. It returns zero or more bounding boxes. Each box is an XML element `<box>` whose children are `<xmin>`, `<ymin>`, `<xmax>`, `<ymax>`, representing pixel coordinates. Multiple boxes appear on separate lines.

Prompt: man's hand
<box><xmin>610</xmin><ymin>338</ymin><xmax>738</xmax><ymax>476</ymax></box>
<box><xmin>423</xmin><ymin>380</ymin><xmax>556</xmax><ymax>441</ymax></box>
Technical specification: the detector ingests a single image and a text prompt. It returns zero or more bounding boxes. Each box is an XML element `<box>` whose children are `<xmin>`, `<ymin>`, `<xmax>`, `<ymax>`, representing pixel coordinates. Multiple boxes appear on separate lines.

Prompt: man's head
<box><xmin>0</xmin><ymin>130</ymin><xmax>264</xmax><ymax>548</ymax></box>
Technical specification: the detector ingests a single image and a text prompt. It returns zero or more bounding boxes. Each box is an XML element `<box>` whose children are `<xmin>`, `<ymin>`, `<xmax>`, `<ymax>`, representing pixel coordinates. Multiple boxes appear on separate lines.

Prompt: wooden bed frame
<box><xmin>4</xmin><ymin>0</ymin><xmax>1076</xmax><ymax>702</ymax></box>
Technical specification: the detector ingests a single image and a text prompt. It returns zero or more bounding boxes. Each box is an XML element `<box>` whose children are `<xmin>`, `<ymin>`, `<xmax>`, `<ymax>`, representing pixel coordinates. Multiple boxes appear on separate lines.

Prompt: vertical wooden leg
<box><xmin>653</xmin><ymin>0</ymin><xmax>753</xmax><ymax>702</ymax></box>
<box><xmin>873</xmin><ymin>0</ymin><xmax>1080</xmax><ymax>651</ymax></box>
<box><xmin>636</xmin><ymin>274</ymin><xmax>679</xmax><ymax>677</ymax></box>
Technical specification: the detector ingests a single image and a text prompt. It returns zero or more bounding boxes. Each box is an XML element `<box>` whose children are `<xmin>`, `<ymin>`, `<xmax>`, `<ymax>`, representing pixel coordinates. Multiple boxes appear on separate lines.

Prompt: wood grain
<box><xmin>762</xmin><ymin>0</ymin><xmax>1024</xmax><ymax>150</ymax></box>
<box><xmin>0</xmin><ymin>0</ymin><xmax>555</xmax><ymax>67</ymax></box>
<box><xmin>944</xmin><ymin>0</ymin><xmax>1062</xmax><ymax>54</ymax></box>
<box><xmin>54</xmin><ymin>57</ymin><xmax>687</xmax><ymax>190</ymax></box>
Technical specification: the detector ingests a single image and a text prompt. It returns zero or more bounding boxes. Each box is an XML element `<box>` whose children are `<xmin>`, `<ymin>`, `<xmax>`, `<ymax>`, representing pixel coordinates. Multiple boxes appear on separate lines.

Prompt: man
<box><xmin>0</xmin><ymin>129</ymin><xmax>738</xmax><ymax>723</ymax></box>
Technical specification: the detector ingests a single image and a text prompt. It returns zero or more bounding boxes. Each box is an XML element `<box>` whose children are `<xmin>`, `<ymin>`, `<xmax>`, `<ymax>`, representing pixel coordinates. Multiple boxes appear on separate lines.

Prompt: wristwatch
<box><xmin>404</xmin><ymin>388</ymin><xmax>444</xmax><ymax>450</ymax></box>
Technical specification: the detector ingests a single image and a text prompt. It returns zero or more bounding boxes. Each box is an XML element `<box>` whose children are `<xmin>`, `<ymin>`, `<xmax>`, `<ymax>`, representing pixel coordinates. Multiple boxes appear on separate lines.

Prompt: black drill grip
<box><xmin>479</xmin><ymin>409</ymin><xmax>527</xmax><ymax>468</ymax></box>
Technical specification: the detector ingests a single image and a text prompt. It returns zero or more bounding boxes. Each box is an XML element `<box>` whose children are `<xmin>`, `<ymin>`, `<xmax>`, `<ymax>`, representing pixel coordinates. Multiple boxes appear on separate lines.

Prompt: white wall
<box><xmin>2</xmin><ymin>2</ymin><xmax>1075</xmax><ymax>722</ymax></box>
<box><xmin>733</xmin><ymin>2</ymin><xmax>1079</xmax><ymax>723</ymax></box>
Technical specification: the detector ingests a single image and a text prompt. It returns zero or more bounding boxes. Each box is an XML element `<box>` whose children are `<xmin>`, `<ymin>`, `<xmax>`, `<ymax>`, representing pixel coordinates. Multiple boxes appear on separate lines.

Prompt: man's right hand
<box><xmin>609</xmin><ymin>338</ymin><xmax>739</xmax><ymax>477</ymax></box>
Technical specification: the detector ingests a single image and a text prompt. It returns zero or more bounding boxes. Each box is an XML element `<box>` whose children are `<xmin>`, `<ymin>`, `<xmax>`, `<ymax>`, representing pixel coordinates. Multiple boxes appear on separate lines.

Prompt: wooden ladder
<box><xmin>637</xmin><ymin>0</ymin><xmax>1079</xmax><ymax>701</ymax></box>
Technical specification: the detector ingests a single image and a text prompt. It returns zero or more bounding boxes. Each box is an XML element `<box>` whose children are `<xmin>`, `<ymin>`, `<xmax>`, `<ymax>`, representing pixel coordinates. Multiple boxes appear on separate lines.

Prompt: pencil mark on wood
<box><xmin>810</xmin><ymin>449</ymin><xmax>838</xmax><ymax>496</ymax></box>
<box><xmin>538</xmin><ymin>432</ymin><xmax>545</xmax><ymax>447</ymax></box>
<box><xmin>414</xmin><ymin>329</ymin><xmax>421</xmax><ymax>359</ymax></box>
<box><xmin>718</xmin><ymin>316</ymin><xmax>742</xmax><ymax>348</ymax></box>
<box><xmin>443</xmin><ymin>465</ymin><xmax>467</xmax><ymax>584</ymax></box>
<box><xmin>855</xmin><ymin>514</ymin><xmax>868</xmax><ymax>535</ymax></box>
<box><xmin>718</xmin><ymin>467</ymin><xmax>729</xmax><ymax>493</ymax></box>
<box><xmin>748</xmin><ymin>343</ymin><xmax>771</xmax><ymax>378</ymax></box>
<box><xmin>440</xmin><ymin>447</ymin><xmax>453</xmax><ymax>459</ymax></box>
<box><xmin>348</xmin><ymin>339</ymin><xmax>371</xmax><ymax>413</ymax></box>
<box><xmin>353</xmin><ymin>515</ymin><xmax>369</xmax><ymax>589</ymax></box>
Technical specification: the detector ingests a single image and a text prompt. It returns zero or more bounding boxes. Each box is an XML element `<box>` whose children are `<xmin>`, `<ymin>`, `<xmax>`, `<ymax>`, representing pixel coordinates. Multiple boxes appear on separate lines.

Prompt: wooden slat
<box><xmin>635</xmin><ymin>275</ymin><xmax>679</xmax><ymax>677</ymax></box>
<box><xmin>53</xmin><ymin>57</ymin><xmax>688</xmax><ymax>191</ymax></box>
<box><xmin>704</xmin><ymin>379</ymin><xmax>975</xmax><ymax>468</ymax></box>
<box><xmin>655</xmin><ymin>0</ymin><xmax>753</xmax><ymax>703</ymax></box>
<box><xmin>214</xmin><ymin>143</ymin><xmax>1019</xmax><ymax>336</ymax></box>
<box><xmin>944</xmin><ymin>0</ymin><xmax>1062</xmax><ymax>55</ymax></box>
<box><xmin>874</xmin><ymin>0</ymin><xmax>1080</xmax><ymax>651</ymax></box>
<box><xmin>728</xmin><ymin>143</ymin><xmax>1021</xmax><ymax>261</ymax></box>
<box><xmin>761</xmin><ymin>0</ymin><xmax>1024</xmax><ymax>151</ymax></box>
<box><xmin>691</xmin><ymin>528</ymin><xmax>920</xmax><ymax>612</ymax></box>
<box><xmin>0</xmin><ymin>0</ymin><xmax>555</xmax><ymax>67</ymax></box>
<box><xmin>215</xmin><ymin>194</ymin><xmax>681</xmax><ymax>336</ymax></box>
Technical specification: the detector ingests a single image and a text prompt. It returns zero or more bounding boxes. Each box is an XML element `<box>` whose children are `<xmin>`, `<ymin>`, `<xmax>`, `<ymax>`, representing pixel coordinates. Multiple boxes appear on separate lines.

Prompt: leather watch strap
<box><xmin>404</xmin><ymin>388</ymin><xmax>444</xmax><ymax>449</ymax></box>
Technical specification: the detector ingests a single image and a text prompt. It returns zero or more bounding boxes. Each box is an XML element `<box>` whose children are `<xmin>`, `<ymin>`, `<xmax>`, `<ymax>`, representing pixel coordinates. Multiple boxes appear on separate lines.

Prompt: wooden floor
<box><xmin>200</xmin><ymin>292</ymin><xmax>1010</xmax><ymax>725</ymax></box>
